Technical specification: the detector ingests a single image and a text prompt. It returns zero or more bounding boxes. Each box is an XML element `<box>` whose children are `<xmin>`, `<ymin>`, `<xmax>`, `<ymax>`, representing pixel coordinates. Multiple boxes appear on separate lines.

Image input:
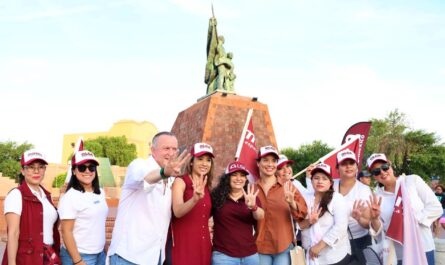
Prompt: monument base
<box><xmin>171</xmin><ymin>92</ymin><xmax>277</xmax><ymax>182</ymax></box>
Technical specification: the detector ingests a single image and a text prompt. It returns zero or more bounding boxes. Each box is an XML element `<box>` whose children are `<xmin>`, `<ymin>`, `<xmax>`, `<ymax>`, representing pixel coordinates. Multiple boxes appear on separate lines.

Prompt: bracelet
<box><xmin>249</xmin><ymin>205</ymin><xmax>258</xmax><ymax>212</ymax></box>
<box><xmin>160</xmin><ymin>168</ymin><xmax>168</xmax><ymax>179</ymax></box>
<box><xmin>74</xmin><ymin>259</ymin><xmax>83</xmax><ymax>265</ymax></box>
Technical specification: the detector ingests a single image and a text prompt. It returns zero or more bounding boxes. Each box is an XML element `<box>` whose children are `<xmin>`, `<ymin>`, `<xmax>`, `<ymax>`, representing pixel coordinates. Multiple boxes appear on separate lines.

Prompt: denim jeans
<box><xmin>258</xmin><ymin>244</ymin><xmax>292</xmax><ymax>265</ymax></box>
<box><xmin>109</xmin><ymin>254</ymin><xmax>138</xmax><ymax>265</ymax></box>
<box><xmin>212</xmin><ymin>251</ymin><xmax>259</xmax><ymax>265</ymax></box>
<box><xmin>60</xmin><ymin>247</ymin><xmax>105</xmax><ymax>265</ymax></box>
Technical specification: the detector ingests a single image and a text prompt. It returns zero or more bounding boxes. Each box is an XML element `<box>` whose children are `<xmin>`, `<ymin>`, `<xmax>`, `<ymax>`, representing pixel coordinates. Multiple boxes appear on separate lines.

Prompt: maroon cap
<box><xmin>190</xmin><ymin>143</ymin><xmax>214</xmax><ymax>158</ymax></box>
<box><xmin>21</xmin><ymin>149</ymin><xmax>48</xmax><ymax>166</ymax></box>
<box><xmin>225</xmin><ymin>161</ymin><xmax>249</xmax><ymax>175</ymax></box>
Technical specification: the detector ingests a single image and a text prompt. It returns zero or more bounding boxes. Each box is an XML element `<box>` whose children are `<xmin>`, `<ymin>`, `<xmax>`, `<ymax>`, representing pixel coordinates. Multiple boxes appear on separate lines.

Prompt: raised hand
<box><xmin>367</xmin><ymin>193</ymin><xmax>382</xmax><ymax>220</ymax></box>
<box><xmin>243</xmin><ymin>183</ymin><xmax>259</xmax><ymax>209</ymax></box>
<box><xmin>164</xmin><ymin>149</ymin><xmax>190</xmax><ymax>177</ymax></box>
<box><xmin>191</xmin><ymin>174</ymin><xmax>208</xmax><ymax>201</ymax></box>
<box><xmin>308</xmin><ymin>204</ymin><xmax>322</xmax><ymax>225</ymax></box>
<box><xmin>284</xmin><ymin>181</ymin><xmax>297</xmax><ymax>209</ymax></box>
<box><xmin>306</xmin><ymin>164</ymin><xmax>316</xmax><ymax>178</ymax></box>
<box><xmin>352</xmin><ymin>199</ymin><xmax>367</xmax><ymax>221</ymax></box>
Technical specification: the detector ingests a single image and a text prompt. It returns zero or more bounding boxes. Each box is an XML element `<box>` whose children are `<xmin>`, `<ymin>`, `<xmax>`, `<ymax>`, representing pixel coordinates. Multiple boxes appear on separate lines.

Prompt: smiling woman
<box><xmin>171</xmin><ymin>142</ymin><xmax>215</xmax><ymax>265</ymax></box>
<box><xmin>57</xmin><ymin>150</ymin><xmax>109</xmax><ymax>265</ymax></box>
<box><xmin>2</xmin><ymin>149</ymin><xmax>60</xmax><ymax>265</ymax></box>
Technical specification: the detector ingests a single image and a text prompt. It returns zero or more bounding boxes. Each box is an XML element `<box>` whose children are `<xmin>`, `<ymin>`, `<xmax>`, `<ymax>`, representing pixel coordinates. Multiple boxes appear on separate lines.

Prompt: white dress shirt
<box><xmin>371</xmin><ymin>174</ymin><xmax>442</xmax><ymax>259</ymax></box>
<box><xmin>107</xmin><ymin>156</ymin><xmax>173</xmax><ymax>265</ymax></box>
<box><xmin>301</xmin><ymin>192</ymin><xmax>351</xmax><ymax>265</ymax></box>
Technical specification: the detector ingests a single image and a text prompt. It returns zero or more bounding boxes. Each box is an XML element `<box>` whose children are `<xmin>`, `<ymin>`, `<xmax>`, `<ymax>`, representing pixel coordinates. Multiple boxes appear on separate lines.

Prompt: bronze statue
<box><xmin>205</xmin><ymin>14</ymin><xmax>236</xmax><ymax>95</ymax></box>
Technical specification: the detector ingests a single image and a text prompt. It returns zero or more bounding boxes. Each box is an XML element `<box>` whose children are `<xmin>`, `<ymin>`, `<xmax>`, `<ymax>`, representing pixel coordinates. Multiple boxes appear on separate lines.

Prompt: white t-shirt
<box><xmin>333</xmin><ymin>179</ymin><xmax>372</xmax><ymax>239</ymax></box>
<box><xmin>301</xmin><ymin>192</ymin><xmax>351</xmax><ymax>264</ymax></box>
<box><xmin>372</xmin><ymin>175</ymin><xmax>443</xmax><ymax>258</ymax></box>
<box><xmin>58</xmin><ymin>188</ymin><xmax>108</xmax><ymax>254</ymax></box>
<box><xmin>107</xmin><ymin>156</ymin><xmax>173</xmax><ymax>265</ymax></box>
<box><xmin>4</xmin><ymin>184</ymin><xmax>58</xmax><ymax>245</ymax></box>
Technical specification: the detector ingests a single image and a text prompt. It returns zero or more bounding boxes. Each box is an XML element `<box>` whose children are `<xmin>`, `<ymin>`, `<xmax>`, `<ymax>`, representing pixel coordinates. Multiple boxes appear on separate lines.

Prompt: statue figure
<box><xmin>205</xmin><ymin>16</ymin><xmax>236</xmax><ymax>95</ymax></box>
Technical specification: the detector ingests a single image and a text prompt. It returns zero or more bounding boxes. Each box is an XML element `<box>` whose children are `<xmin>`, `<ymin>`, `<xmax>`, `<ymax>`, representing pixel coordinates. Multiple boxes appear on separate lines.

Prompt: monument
<box><xmin>172</xmin><ymin>12</ymin><xmax>277</xmax><ymax>182</ymax></box>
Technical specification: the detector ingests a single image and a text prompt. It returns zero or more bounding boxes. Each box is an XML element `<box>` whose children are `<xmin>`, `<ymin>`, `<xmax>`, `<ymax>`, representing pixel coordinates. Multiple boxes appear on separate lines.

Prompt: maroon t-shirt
<box><xmin>212</xmin><ymin>197</ymin><xmax>261</xmax><ymax>257</ymax></box>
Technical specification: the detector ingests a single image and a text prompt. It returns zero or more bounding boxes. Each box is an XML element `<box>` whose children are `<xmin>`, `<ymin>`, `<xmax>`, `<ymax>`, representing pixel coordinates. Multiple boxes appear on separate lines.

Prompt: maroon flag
<box><xmin>387</xmin><ymin>187</ymin><xmax>404</xmax><ymax>244</ymax></box>
<box><xmin>321</xmin><ymin>135</ymin><xmax>361</xmax><ymax>179</ymax></box>
<box><xmin>341</xmin><ymin>121</ymin><xmax>372</xmax><ymax>172</ymax></box>
<box><xmin>235</xmin><ymin>109</ymin><xmax>259</xmax><ymax>182</ymax></box>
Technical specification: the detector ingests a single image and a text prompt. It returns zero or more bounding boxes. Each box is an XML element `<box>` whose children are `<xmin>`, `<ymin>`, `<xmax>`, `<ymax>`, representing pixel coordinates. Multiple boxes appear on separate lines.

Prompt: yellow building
<box><xmin>62</xmin><ymin>120</ymin><xmax>158</xmax><ymax>163</ymax></box>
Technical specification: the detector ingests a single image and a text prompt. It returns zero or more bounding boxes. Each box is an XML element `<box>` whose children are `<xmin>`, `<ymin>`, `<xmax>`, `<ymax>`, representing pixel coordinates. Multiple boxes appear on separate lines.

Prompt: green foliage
<box><xmin>52</xmin><ymin>172</ymin><xmax>67</xmax><ymax>188</ymax></box>
<box><xmin>0</xmin><ymin>141</ymin><xmax>33</xmax><ymax>179</ymax></box>
<box><xmin>84</xmin><ymin>136</ymin><xmax>137</xmax><ymax>166</ymax></box>
<box><xmin>365</xmin><ymin>109</ymin><xmax>445</xmax><ymax>181</ymax></box>
<box><xmin>281</xmin><ymin>140</ymin><xmax>333</xmax><ymax>185</ymax></box>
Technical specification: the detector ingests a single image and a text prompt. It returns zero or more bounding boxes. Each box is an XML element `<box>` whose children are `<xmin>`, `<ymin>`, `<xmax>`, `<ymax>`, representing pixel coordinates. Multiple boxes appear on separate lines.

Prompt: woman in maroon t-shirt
<box><xmin>211</xmin><ymin>161</ymin><xmax>264</xmax><ymax>265</ymax></box>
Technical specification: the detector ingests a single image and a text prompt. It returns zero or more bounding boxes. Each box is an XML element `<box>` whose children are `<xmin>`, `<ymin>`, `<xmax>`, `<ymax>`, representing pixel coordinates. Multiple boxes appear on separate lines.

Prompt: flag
<box><xmin>386</xmin><ymin>187</ymin><xmax>403</xmax><ymax>245</ymax></box>
<box><xmin>65</xmin><ymin>137</ymin><xmax>84</xmax><ymax>183</ymax></box>
<box><xmin>400</xmin><ymin>176</ymin><xmax>428</xmax><ymax>264</ymax></box>
<box><xmin>319</xmin><ymin>135</ymin><xmax>361</xmax><ymax>179</ymax></box>
<box><xmin>235</xmin><ymin>109</ymin><xmax>259</xmax><ymax>182</ymax></box>
<box><xmin>341</xmin><ymin>121</ymin><xmax>372</xmax><ymax>172</ymax></box>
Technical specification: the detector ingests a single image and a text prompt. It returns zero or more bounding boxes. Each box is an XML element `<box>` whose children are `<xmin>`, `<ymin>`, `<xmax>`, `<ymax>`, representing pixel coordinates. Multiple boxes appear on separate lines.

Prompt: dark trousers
<box><xmin>349</xmin><ymin>234</ymin><xmax>372</xmax><ymax>264</ymax></box>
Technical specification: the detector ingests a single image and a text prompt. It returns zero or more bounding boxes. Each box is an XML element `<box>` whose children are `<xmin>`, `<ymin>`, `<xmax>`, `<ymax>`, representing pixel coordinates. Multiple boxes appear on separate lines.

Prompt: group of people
<box><xmin>3</xmin><ymin>131</ymin><xmax>444</xmax><ymax>265</ymax></box>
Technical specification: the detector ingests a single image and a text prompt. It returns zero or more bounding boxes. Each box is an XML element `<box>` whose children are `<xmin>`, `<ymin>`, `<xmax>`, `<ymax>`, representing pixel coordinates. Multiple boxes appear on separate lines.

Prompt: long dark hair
<box><xmin>186</xmin><ymin>155</ymin><xmax>214</xmax><ymax>190</ymax></box>
<box><xmin>211</xmin><ymin>173</ymin><xmax>248</xmax><ymax>210</ymax></box>
<box><xmin>67</xmin><ymin>166</ymin><xmax>101</xmax><ymax>194</ymax></box>
<box><xmin>18</xmin><ymin>173</ymin><xmax>25</xmax><ymax>185</ymax></box>
<box><xmin>313</xmin><ymin>172</ymin><xmax>334</xmax><ymax>218</ymax></box>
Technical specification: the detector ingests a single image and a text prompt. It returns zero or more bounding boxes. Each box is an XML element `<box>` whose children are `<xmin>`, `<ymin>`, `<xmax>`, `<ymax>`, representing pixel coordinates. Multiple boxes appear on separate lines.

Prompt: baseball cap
<box><xmin>277</xmin><ymin>154</ymin><xmax>294</xmax><ymax>169</ymax></box>
<box><xmin>257</xmin><ymin>145</ymin><xmax>279</xmax><ymax>160</ymax></box>
<box><xmin>225</xmin><ymin>161</ymin><xmax>249</xmax><ymax>175</ymax></box>
<box><xmin>358</xmin><ymin>170</ymin><xmax>371</xmax><ymax>179</ymax></box>
<box><xmin>337</xmin><ymin>149</ymin><xmax>357</xmax><ymax>164</ymax></box>
<box><xmin>71</xmin><ymin>150</ymin><xmax>99</xmax><ymax>166</ymax></box>
<box><xmin>191</xmin><ymin>143</ymin><xmax>214</xmax><ymax>158</ymax></box>
<box><xmin>311</xmin><ymin>163</ymin><xmax>332</xmax><ymax>177</ymax></box>
<box><xmin>367</xmin><ymin>153</ymin><xmax>388</xmax><ymax>169</ymax></box>
<box><xmin>21</xmin><ymin>149</ymin><xmax>48</xmax><ymax>166</ymax></box>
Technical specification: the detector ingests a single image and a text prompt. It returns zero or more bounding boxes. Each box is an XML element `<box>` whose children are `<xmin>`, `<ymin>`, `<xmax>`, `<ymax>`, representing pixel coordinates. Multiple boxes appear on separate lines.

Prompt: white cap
<box><xmin>311</xmin><ymin>163</ymin><xmax>332</xmax><ymax>177</ymax></box>
<box><xmin>366</xmin><ymin>153</ymin><xmax>388</xmax><ymax>169</ymax></box>
<box><xmin>337</xmin><ymin>148</ymin><xmax>357</xmax><ymax>164</ymax></box>
<box><xmin>191</xmin><ymin>143</ymin><xmax>214</xmax><ymax>158</ymax></box>
<box><xmin>21</xmin><ymin>149</ymin><xmax>48</xmax><ymax>166</ymax></box>
<box><xmin>277</xmin><ymin>154</ymin><xmax>294</xmax><ymax>169</ymax></box>
<box><xmin>71</xmin><ymin>150</ymin><xmax>99</xmax><ymax>165</ymax></box>
<box><xmin>257</xmin><ymin>145</ymin><xmax>279</xmax><ymax>160</ymax></box>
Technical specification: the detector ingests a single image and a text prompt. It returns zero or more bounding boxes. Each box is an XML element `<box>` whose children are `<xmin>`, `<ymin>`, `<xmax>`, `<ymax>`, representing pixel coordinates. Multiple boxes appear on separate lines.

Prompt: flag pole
<box><xmin>65</xmin><ymin>137</ymin><xmax>84</xmax><ymax>183</ymax></box>
<box><xmin>291</xmin><ymin>134</ymin><xmax>361</xmax><ymax>179</ymax></box>
<box><xmin>235</xmin><ymin>108</ymin><xmax>253</xmax><ymax>160</ymax></box>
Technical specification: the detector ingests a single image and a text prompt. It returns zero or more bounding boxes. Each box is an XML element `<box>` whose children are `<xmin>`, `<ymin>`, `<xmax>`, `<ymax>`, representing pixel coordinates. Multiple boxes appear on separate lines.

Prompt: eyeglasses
<box><xmin>24</xmin><ymin>165</ymin><xmax>46</xmax><ymax>172</ymax></box>
<box><xmin>371</xmin><ymin>163</ymin><xmax>391</xmax><ymax>176</ymax></box>
<box><xmin>76</xmin><ymin>164</ymin><xmax>97</xmax><ymax>173</ymax></box>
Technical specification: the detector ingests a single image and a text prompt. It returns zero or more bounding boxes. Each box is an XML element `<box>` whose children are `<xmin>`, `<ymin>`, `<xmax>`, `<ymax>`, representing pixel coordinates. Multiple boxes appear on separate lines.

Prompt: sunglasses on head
<box><xmin>371</xmin><ymin>163</ymin><xmax>390</xmax><ymax>176</ymax></box>
<box><xmin>76</xmin><ymin>164</ymin><xmax>97</xmax><ymax>173</ymax></box>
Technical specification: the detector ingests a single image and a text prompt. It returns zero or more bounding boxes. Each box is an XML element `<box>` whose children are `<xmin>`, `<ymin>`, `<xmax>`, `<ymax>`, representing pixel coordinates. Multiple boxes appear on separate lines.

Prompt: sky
<box><xmin>0</xmin><ymin>0</ymin><xmax>444</xmax><ymax>163</ymax></box>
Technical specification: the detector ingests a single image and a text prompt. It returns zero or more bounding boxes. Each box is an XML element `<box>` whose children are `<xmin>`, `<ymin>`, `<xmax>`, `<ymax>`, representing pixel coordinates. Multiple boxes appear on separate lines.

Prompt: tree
<box><xmin>52</xmin><ymin>172</ymin><xmax>67</xmax><ymax>188</ymax></box>
<box><xmin>0</xmin><ymin>141</ymin><xmax>33</xmax><ymax>179</ymax></box>
<box><xmin>365</xmin><ymin>109</ymin><xmax>445</xmax><ymax>181</ymax></box>
<box><xmin>281</xmin><ymin>140</ymin><xmax>333</xmax><ymax>185</ymax></box>
<box><xmin>83</xmin><ymin>136</ymin><xmax>137</xmax><ymax>166</ymax></box>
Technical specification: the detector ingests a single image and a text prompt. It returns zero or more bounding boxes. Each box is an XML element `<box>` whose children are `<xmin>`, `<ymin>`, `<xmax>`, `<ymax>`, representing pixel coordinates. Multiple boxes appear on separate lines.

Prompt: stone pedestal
<box><xmin>171</xmin><ymin>92</ymin><xmax>277</xmax><ymax>182</ymax></box>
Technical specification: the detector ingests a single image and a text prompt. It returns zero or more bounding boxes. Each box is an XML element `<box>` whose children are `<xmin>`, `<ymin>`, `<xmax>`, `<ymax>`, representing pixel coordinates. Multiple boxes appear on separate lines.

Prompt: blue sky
<box><xmin>1</xmin><ymin>0</ymin><xmax>444</xmax><ymax>162</ymax></box>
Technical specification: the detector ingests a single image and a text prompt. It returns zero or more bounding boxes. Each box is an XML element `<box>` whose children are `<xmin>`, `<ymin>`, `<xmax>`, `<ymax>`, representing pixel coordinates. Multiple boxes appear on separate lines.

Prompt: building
<box><xmin>61</xmin><ymin>120</ymin><xmax>158</xmax><ymax>164</ymax></box>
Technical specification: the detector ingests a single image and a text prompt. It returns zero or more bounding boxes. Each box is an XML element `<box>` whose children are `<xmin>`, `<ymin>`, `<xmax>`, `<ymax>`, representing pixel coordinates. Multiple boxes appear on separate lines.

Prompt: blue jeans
<box><xmin>109</xmin><ymin>254</ymin><xmax>138</xmax><ymax>265</ymax></box>
<box><xmin>109</xmin><ymin>253</ymin><xmax>163</xmax><ymax>265</ymax></box>
<box><xmin>258</xmin><ymin>244</ymin><xmax>292</xmax><ymax>265</ymax></box>
<box><xmin>60</xmin><ymin>247</ymin><xmax>105</xmax><ymax>265</ymax></box>
<box><xmin>212</xmin><ymin>251</ymin><xmax>259</xmax><ymax>265</ymax></box>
